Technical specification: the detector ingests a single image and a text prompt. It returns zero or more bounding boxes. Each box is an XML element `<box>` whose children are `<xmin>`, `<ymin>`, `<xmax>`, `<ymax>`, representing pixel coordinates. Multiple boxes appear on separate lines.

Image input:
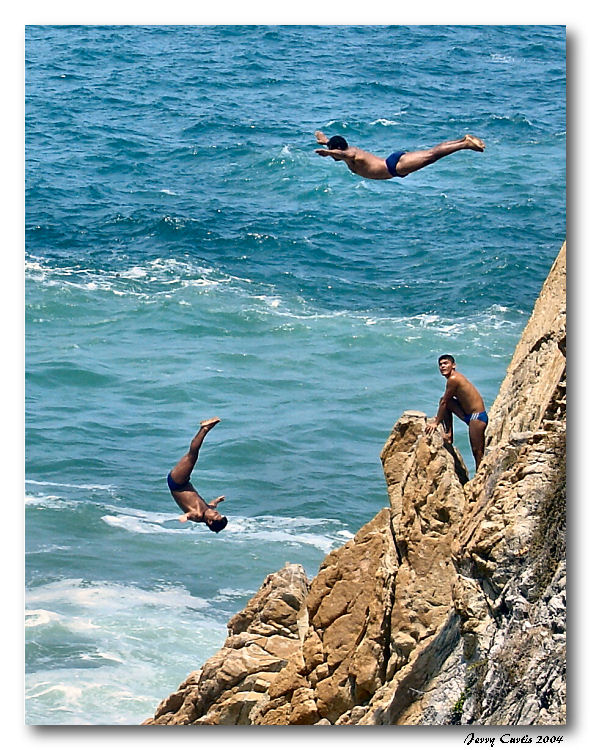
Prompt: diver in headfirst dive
<box><xmin>314</xmin><ymin>131</ymin><xmax>485</xmax><ymax>180</ymax></box>
<box><xmin>166</xmin><ymin>418</ymin><xmax>228</xmax><ymax>533</ymax></box>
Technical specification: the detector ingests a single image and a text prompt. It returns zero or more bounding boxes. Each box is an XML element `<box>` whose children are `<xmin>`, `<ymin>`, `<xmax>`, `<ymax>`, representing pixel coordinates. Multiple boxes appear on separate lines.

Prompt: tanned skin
<box><xmin>314</xmin><ymin>131</ymin><xmax>485</xmax><ymax>179</ymax></box>
<box><xmin>425</xmin><ymin>357</ymin><xmax>487</xmax><ymax>470</ymax></box>
<box><xmin>168</xmin><ymin>418</ymin><xmax>227</xmax><ymax>531</ymax></box>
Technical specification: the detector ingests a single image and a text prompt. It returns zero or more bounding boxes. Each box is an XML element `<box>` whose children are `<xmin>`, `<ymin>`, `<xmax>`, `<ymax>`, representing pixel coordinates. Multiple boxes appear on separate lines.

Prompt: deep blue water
<box><xmin>25</xmin><ymin>25</ymin><xmax>565</xmax><ymax>724</ymax></box>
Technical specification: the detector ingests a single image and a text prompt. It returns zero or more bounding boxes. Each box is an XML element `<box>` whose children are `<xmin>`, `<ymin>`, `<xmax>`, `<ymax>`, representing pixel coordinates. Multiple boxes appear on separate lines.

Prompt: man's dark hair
<box><xmin>438</xmin><ymin>354</ymin><xmax>456</xmax><ymax>364</ymax></box>
<box><xmin>327</xmin><ymin>135</ymin><xmax>348</xmax><ymax>150</ymax></box>
<box><xmin>209</xmin><ymin>516</ymin><xmax>228</xmax><ymax>533</ymax></box>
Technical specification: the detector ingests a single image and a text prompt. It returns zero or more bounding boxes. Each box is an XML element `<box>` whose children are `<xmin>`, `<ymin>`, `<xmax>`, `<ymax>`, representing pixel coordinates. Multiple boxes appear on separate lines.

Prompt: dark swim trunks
<box><xmin>167</xmin><ymin>471</ymin><xmax>188</xmax><ymax>492</ymax></box>
<box><xmin>462</xmin><ymin>411</ymin><xmax>488</xmax><ymax>426</ymax></box>
<box><xmin>385</xmin><ymin>150</ymin><xmax>406</xmax><ymax>177</ymax></box>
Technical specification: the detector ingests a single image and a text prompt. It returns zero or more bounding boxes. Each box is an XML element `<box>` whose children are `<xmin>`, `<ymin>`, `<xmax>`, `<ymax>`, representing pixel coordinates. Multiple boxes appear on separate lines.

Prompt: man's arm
<box><xmin>208</xmin><ymin>496</ymin><xmax>225</xmax><ymax>509</ymax></box>
<box><xmin>315</xmin><ymin>148</ymin><xmax>351</xmax><ymax>161</ymax></box>
<box><xmin>425</xmin><ymin>377</ymin><xmax>458</xmax><ymax>435</ymax></box>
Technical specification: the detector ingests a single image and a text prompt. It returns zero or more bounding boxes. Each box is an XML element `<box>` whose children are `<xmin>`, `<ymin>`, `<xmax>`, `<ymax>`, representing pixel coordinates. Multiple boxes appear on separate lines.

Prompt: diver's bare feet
<box><xmin>464</xmin><ymin>134</ymin><xmax>485</xmax><ymax>151</ymax></box>
<box><xmin>200</xmin><ymin>417</ymin><xmax>221</xmax><ymax>431</ymax></box>
<box><xmin>315</xmin><ymin>130</ymin><xmax>329</xmax><ymax>145</ymax></box>
<box><xmin>442</xmin><ymin>431</ymin><xmax>453</xmax><ymax>444</ymax></box>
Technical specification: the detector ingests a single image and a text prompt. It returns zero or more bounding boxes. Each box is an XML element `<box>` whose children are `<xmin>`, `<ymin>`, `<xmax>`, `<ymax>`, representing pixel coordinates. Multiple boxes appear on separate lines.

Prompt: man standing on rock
<box><xmin>314</xmin><ymin>131</ymin><xmax>485</xmax><ymax>180</ymax></box>
<box><xmin>425</xmin><ymin>355</ymin><xmax>488</xmax><ymax>471</ymax></box>
<box><xmin>167</xmin><ymin>418</ymin><xmax>228</xmax><ymax>532</ymax></box>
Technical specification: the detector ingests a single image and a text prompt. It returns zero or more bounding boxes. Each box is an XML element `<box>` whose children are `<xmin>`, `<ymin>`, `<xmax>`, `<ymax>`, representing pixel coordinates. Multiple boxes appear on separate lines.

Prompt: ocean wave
<box><xmin>26</xmin><ymin>609</ymin><xmax>61</xmax><ymax>628</ymax></box>
<box><xmin>370</xmin><ymin>116</ymin><xmax>405</xmax><ymax>126</ymax></box>
<box><xmin>101</xmin><ymin>512</ymin><xmax>182</xmax><ymax>535</ymax></box>
<box><xmin>213</xmin><ymin>587</ymin><xmax>258</xmax><ymax>603</ymax></box>
<box><xmin>221</xmin><ymin>515</ymin><xmax>353</xmax><ymax>554</ymax></box>
<box><xmin>26</xmin><ymin>578</ymin><xmax>210</xmax><ymax>614</ymax></box>
<box><xmin>25</xmin><ymin>577</ymin><xmax>228</xmax><ymax>724</ymax></box>
<box><xmin>490</xmin><ymin>53</ymin><xmax>516</xmax><ymax>64</ymax></box>
<box><xmin>26</xmin><ymin>251</ymin><xmax>527</xmax><ymax>338</ymax></box>
<box><xmin>97</xmin><ymin>504</ymin><xmax>351</xmax><ymax>554</ymax></box>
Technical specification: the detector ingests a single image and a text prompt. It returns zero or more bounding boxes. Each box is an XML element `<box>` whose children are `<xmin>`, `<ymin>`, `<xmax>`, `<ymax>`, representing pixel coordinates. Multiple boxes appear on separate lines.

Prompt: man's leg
<box><xmin>468</xmin><ymin>419</ymin><xmax>486</xmax><ymax>471</ymax></box>
<box><xmin>169</xmin><ymin>418</ymin><xmax>220</xmax><ymax>486</ymax></box>
<box><xmin>396</xmin><ymin>135</ymin><xmax>484</xmax><ymax>176</ymax></box>
<box><xmin>438</xmin><ymin>396</ymin><xmax>462</xmax><ymax>443</ymax></box>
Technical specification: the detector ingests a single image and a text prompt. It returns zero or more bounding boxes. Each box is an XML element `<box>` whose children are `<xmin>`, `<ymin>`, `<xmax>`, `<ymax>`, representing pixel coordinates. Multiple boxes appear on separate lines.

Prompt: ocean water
<box><xmin>25</xmin><ymin>25</ymin><xmax>566</xmax><ymax>725</ymax></box>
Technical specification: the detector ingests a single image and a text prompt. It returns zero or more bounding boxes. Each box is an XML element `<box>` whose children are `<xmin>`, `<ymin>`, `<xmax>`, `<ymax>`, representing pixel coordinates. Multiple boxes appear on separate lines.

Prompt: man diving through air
<box><xmin>167</xmin><ymin>417</ymin><xmax>228</xmax><ymax>533</ymax></box>
<box><xmin>425</xmin><ymin>355</ymin><xmax>488</xmax><ymax>471</ymax></box>
<box><xmin>314</xmin><ymin>131</ymin><xmax>485</xmax><ymax>180</ymax></box>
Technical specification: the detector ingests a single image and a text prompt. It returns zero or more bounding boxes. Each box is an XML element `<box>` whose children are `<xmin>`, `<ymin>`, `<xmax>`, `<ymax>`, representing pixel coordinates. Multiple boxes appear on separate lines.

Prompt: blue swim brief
<box><xmin>385</xmin><ymin>150</ymin><xmax>406</xmax><ymax>178</ymax></box>
<box><xmin>167</xmin><ymin>472</ymin><xmax>187</xmax><ymax>492</ymax></box>
<box><xmin>462</xmin><ymin>411</ymin><xmax>488</xmax><ymax>426</ymax></box>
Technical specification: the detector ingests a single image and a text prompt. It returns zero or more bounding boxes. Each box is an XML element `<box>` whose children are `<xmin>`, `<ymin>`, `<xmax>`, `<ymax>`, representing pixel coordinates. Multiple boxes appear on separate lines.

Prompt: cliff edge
<box><xmin>143</xmin><ymin>242</ymin><xmax>566</xmax><ymax>726</ymax></box>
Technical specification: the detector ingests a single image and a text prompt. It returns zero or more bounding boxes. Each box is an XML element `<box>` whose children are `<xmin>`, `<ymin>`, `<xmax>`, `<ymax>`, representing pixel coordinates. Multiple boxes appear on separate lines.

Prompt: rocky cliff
<box><xmin>143</xmin><ymin>241</ymin><xmax>566</xmax><ymax>726</ymax></box>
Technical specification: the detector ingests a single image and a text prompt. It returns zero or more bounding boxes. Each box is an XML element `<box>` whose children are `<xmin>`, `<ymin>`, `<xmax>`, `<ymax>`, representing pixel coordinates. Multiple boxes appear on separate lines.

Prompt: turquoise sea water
<box><xmin>25</xmin><ymin>25</ymin><xmax>566</xmax><ymax>724</ymax></box>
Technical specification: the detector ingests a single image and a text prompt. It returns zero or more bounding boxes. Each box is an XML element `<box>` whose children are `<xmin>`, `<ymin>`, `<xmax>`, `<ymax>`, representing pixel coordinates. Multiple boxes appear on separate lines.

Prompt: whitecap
<box><xmin>118</xmin><ymin>266</ymin><xmax>148</xmax><ymax>279</ymax></box>
<box><xmin>101</xmin><ymin>513</ymin><xmax>182</xmax><ymax>535</ymax></box>
<box><xmin>25</xmin><ymin>493</ymin><xmax>62</xmax><ymax>506</ymax></box>
<box><xmin>27</xmin><ymin>683</ymin><xmax>83</xmax><ymax>703</ymax></box>
<box><xmin>28</xmin><ymin>543</ymin><xmax>72</xmax><ymax>555</ymax></box>
<box><xmin>221</xmin><ymin>515</ymin><xmax>350</xmax><ymax>554</ymax></box>
<box><xmin>490</xmin><ymin>53</ymin><xmax>515</xmax><ymax>64</ymax></box>
<box><xmin>370</xmin><ymin>118</ymin><xmax>399</xmax><ymax>126</ymax></box>
<box><xmin>26</xmin><ymin>578</ymin><xmax>210</xmax><ymax>613</ymax></box>
<box><xmin>25</xmin><ymin>609</ymin><xmax>60</xmax><ymax>627</ymax></box>
<box><xmin>95</xmin><ymin>651</ymin><xmax>125</xmax><ymax>664</ymax></box>
<box><xmin>26</xmin><ymin>479</ymin><xmax>115</xmax><ymax>491</ymax></box>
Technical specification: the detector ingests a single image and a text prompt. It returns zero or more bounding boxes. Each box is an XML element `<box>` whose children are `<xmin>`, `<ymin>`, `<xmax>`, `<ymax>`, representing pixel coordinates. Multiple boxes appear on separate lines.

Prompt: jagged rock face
<box><xmin>143</xmin><ymin>243</ymin><xmax>566</xmax><ymax>726</ymax></box>
<box><xmin>380</xmin><ymin>414</ymin><xmax>468</xmax><ymax>680</ymax></box>
<box><xmin>142</xmin><ymin>564</ymin><xmax>310</xmax><ymax>725</ymax></box>
<box><xmin>486</xmin><ymin>242</ymin><xmax>566</xmax><ymax>448</ymax></box>
<box><xmin>252</xmin><ymin>508</ymin><xmax>398</xmax><ymax>725</ymax></box>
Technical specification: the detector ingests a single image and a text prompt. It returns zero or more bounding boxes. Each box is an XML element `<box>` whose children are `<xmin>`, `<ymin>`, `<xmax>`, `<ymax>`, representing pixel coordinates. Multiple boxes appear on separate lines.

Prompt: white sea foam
<box><xmin>26</xmin><ymin>578</ymin><xmax>210</xmax><ymax>614</ymax></box>
<box><xmin>253</xmin><ymin>294</ymin><xmax>281</xmax><ymax>308</ymax></box>
<box><xmin>490</xmin><ymin>53</ymin><xmax>515</xmax><ymax>64</ymax></box>
<box><xmin>214</xmin><ymin>587</ymin><xmax>257</xmax><ymax>601</ymax></box>
<box><xmin>27</xmin><ymin>682</ymin><xmax>84</xmax><ymax>703</ymax></box>
<box><xmin>25</xmin><ymin>577</ymin><xmax>228</xmax><ymax>723</ymax></box>
<box><xmin>370</xmin><ymin>117</ymin><xmax>399</xmax><ymax>126</ymax></box>
<box><xmin>94</xmin><ymin>651</ymin><xmax>125</xmax><ymax>664</ymax></box>
<box><xmin>98</xmin><ymin>502</ymin><xmax>348</xmax><ymax>553</ymax></box>
<box><xmin>221</xmin><ymin>515</ymin><xmax>349</xmax><ymax>554</ymax></box>
<box><xmin>118</xmin><ymin>266</ymin><xmax>148</xmax><ymax>279</ymax></box>
<box><xmin>26</xmin><ymin>253</ymin><xmax>522</xmax><ymax>337</ymax></box>
<box><xmin>25</xmin><ymin>493</ymin><xmax>63</xmax><ymax>506</ymax></box>
<box><xmin>25</xmin><ymin>609</ymin><xmax>61</xmax><ymax>627</ymax></box>
<box><xmin>28</xmin><ymin>543</ymin><xmax>72</xmax><ymax>555</ymax></box>
<box><xmin>101</xmin><ymin>513</ymin><xmax>183</xmax><ymax>535</ymax></box>
<box><xmin>26</xmin><ymin>478</ymin><xmax>115</xmax><ymax>491</ymax></box>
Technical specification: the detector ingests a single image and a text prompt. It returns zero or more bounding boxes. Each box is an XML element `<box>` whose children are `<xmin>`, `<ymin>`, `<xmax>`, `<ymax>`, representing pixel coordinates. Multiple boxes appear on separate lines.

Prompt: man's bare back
<box><xmin>444</xmin><ymin>371</ymin><xmax>485</xmax><ymax>416</ymax></box>
<box><xmin>315</xmin><ymin>130</ymin><xmax>485</xmax><ymax>180</ymax></box>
